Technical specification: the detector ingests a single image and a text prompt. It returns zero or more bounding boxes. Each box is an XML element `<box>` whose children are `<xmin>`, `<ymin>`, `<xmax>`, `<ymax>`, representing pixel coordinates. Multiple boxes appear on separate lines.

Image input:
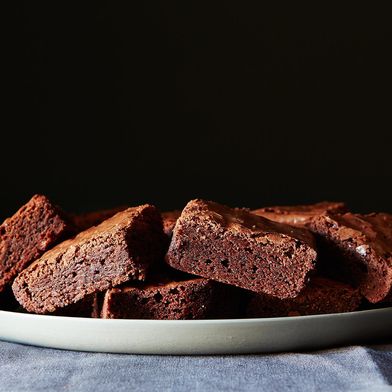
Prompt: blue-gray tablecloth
<box><xmin>0</xmin><ymin>341</ymin><xmax>391</xmax><ymax>392</ymax></box>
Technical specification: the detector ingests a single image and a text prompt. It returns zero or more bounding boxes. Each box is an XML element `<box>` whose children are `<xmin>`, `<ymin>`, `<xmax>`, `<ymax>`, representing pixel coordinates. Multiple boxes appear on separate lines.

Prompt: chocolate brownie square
<box><xmin>253</xmin><ymin>201</ymin><xmax>347</xmax><ymax>227</ymax></box>
<box><xmin>166</xmin><ymin>199</ymin><xmax>318</xmax><ymax>299</ymax></box>
<box><xmin>246</xmin><ymin>277</ymin><xmax>361</xmax><ymax>317</ymax></box>
<box><xmin>101</xmin><ymin>276</ymin><xmax>242</xmax><ymax>319</ymax></box>
<box><xmin>308</xmin><ymin>212</ymin><xmax>392</xmax><ymax>303</ymax></box>
<box><xmin>12</xmin><ymin>205</ymin><xmax>166</xmax><ymax>314</ymax></box>
<box><xmin>0</xmin><ymin>194</ymin><xmax>73</xmax><ymax>292</ymax></box>
<box><xmin>162</xmin><ymin>210</ymin><xmax>181</xmax><ymax>237</ymax></box>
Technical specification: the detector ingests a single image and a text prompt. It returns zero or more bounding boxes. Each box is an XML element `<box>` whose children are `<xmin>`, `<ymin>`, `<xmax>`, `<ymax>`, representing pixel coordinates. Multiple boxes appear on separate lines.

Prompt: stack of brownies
<box><xmin>0</xmin><ymin>195</ymin><xmax>391</xmax><ymax>319</ymax></box>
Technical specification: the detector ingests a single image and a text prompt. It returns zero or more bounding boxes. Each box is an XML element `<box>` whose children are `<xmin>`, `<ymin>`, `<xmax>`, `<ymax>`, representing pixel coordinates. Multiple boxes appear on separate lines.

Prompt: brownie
<box><xmin>166</xmin><ymin>199</ymin><xmax>318</xmax><ymax>299</ymax></box>
<box><xmin>0</xmin><ymin>194</ymin><xmax>73</xmax><ymax>293</ymax></box>
<box><xmin>71</xmin><ymin>206</ymin><xmax>127</xmax><ymax>231</ymax></box>
<box><xmin>162</xmin><ymin>210</ymin><xmax>181</xmax><ymax>237</ymax></box>
<box><xmin>12</xmin><ymin>205</ymin><xmax>166</xmax><ymax>314</ymax></box>
<box><xmin>246</xmin><ymin>277</ymin><xmax>361</xmax><ymax>317</ymax></box>
<box><xmin>252</xmin><ymin>201</ymin><xmax>347</xmax><ymax>227</ymax></box>
<box><xmin>308</xmin><ymin>212</ymin><xmax>392</xmax><ymax>303</ymax></box>
<box><xmin>101</xmin><ymin>276</ymin><xmax>242</xmax><ymax>319</ymax></box>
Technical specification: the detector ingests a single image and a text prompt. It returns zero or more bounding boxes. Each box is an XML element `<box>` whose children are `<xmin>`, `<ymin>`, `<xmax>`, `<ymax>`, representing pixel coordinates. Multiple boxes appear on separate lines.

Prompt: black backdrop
<box><xmin>3</xmin><ymin>2</ymin><xmax>391</xmax><ymax>220</ymax></box>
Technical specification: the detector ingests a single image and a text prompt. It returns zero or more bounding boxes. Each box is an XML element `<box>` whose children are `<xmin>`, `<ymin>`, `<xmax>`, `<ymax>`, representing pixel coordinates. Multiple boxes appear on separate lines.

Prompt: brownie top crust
<box><xmin>67</xmin><ymin>206</ymin><xmax>152</xmax><ymax>246</ymax></box>
<box><xmin>23</xmin><ymin>204</ymin><xmax>163</xmax><ymax>274</ymax></box>
<box><xmin>187</xmin><ymin>199</ymin><xmax>316</xmax><ymax>248</ymax></box>
<box><xmin>253</xmin><ymin>201</ymin><xmax>347</xmax><ymax>226</ymax></box>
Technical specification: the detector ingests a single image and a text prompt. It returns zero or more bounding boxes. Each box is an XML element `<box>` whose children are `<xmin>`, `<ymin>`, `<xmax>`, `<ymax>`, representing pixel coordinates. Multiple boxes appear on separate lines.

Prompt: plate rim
<box><xmin>1</xmin><ymin>306</ymin><xmax>391</xmax><ymax>325</ymax></box>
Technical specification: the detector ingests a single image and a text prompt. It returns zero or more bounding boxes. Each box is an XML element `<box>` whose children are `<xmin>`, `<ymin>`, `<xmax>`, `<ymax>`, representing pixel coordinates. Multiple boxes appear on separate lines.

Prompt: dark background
<box><xmin>3</xmin><ymin>2</ymin><xmax>391</xmax><ymax>220</ymax></box>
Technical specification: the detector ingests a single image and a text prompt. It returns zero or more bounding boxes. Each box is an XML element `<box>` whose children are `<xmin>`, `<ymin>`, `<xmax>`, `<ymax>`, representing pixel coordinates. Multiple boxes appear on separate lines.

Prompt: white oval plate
<box><xmin>0</xmin><ymin>308</ymin><xmax>391</xmax><ymax>354</ymax></box>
